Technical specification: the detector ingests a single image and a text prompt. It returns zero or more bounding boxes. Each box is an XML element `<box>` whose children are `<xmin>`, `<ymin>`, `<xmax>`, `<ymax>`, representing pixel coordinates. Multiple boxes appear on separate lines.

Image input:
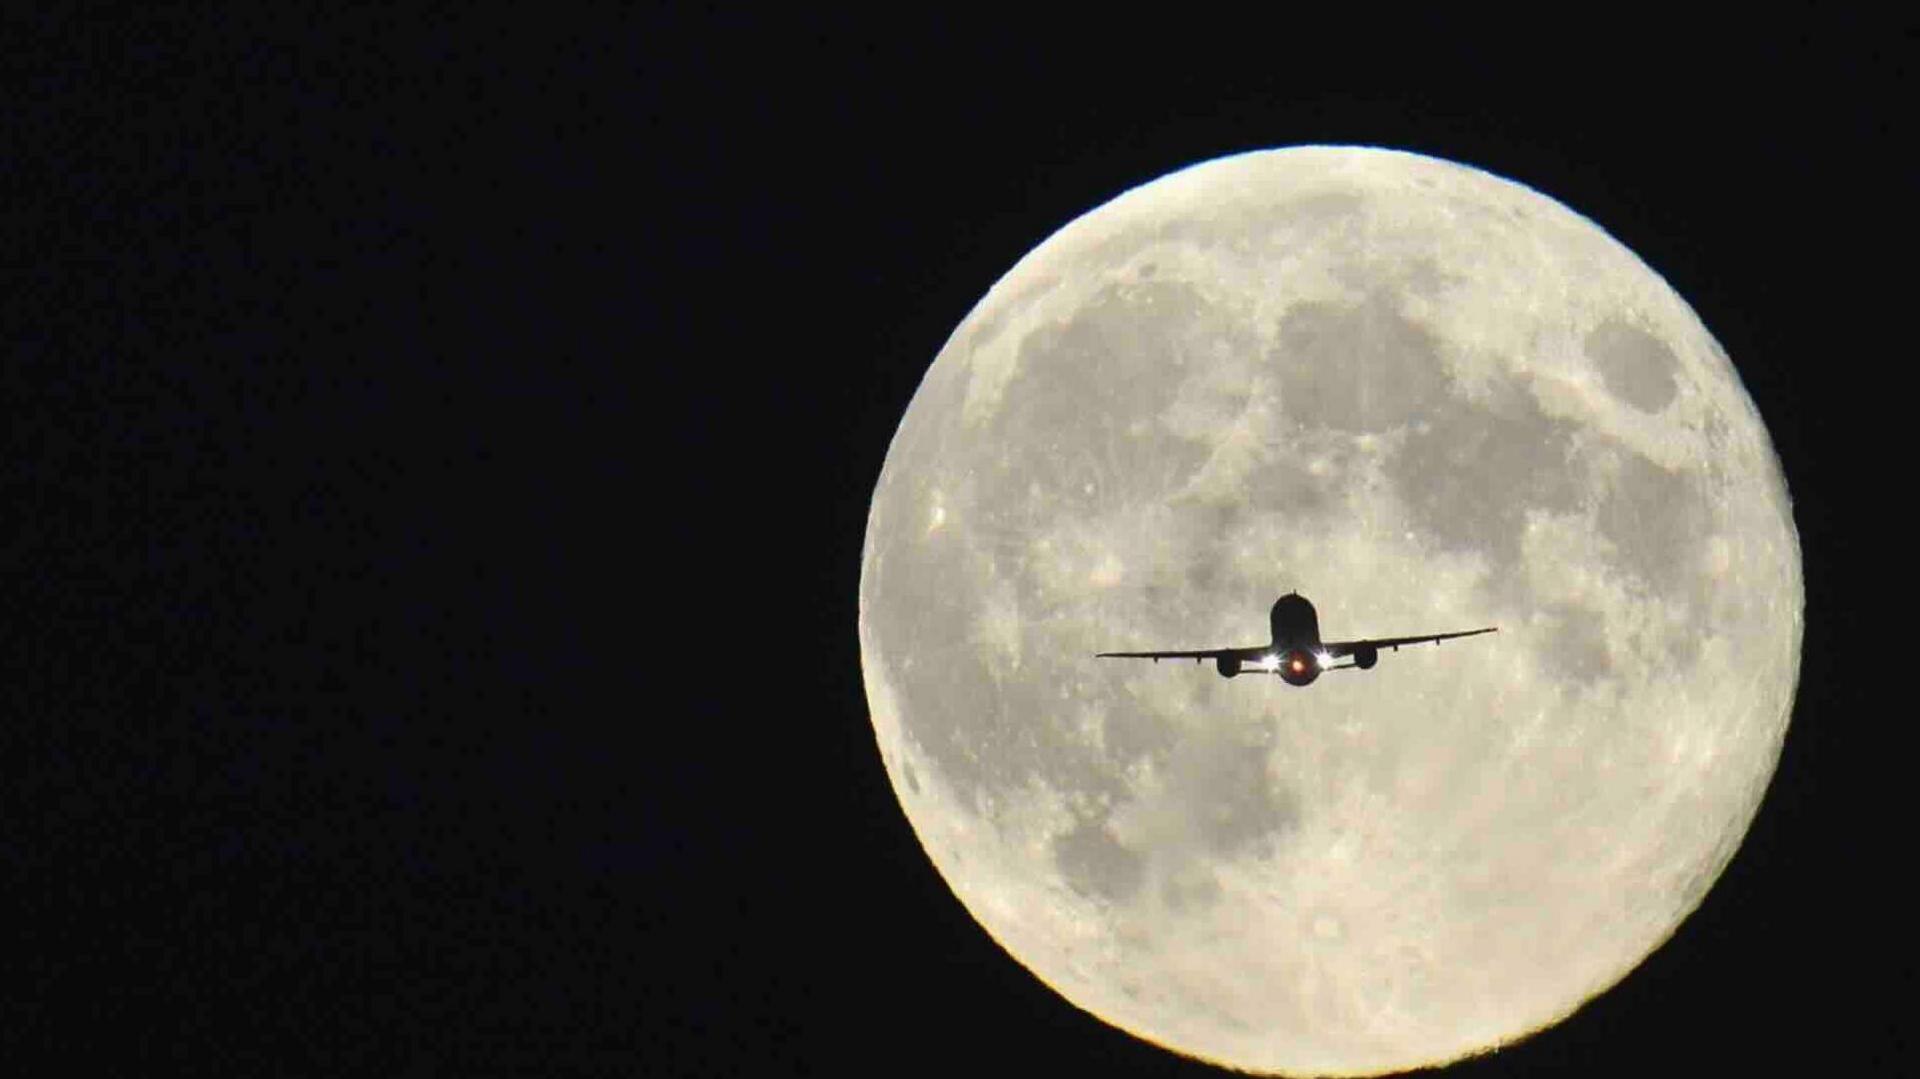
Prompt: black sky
<box><xmin>8</xmin><ymin>11</ymin><xmax>1909</xmax><ymax>1076</ymax></box>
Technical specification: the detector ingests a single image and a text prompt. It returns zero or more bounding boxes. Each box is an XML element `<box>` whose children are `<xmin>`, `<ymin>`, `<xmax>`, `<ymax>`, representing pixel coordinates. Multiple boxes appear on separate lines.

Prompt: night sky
<box><xmin>9</xmin><ymin>12</ymin><xmax>1907</xmax><ymax>1075</ymax></box>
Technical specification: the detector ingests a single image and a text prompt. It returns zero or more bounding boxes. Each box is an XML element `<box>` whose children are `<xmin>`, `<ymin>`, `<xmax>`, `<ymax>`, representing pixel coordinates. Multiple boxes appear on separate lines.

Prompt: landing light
<box><xmin>1314</xmin><ymin>651</ymin><xmax>1334</xmax><ymax>669</ymax></box>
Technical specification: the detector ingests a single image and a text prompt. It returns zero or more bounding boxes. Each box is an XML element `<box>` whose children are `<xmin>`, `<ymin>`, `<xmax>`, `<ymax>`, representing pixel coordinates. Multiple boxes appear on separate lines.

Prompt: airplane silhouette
<box><xmin>1096</xmin><ymin>592</ymin><xmax>1496</xmax><ymax>686</ymax></box>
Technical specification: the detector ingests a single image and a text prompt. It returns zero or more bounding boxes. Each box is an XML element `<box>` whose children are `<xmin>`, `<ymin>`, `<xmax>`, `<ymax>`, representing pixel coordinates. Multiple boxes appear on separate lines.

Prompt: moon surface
<box><xmin>858</xmin><ymin>146</ymin><xmax>1800</xmax><ymax>1076</ymax></box>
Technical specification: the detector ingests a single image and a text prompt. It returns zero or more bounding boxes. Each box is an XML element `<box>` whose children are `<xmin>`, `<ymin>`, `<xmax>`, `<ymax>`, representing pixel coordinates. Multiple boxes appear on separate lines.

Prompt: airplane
<box><xmin>1096</xmin><ymin>592</ymin><xmax>1496</xmax><ymax>686</ymax></box>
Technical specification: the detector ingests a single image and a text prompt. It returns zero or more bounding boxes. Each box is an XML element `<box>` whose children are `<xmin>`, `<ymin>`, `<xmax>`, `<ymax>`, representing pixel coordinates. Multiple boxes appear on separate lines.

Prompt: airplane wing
<box><xmin>1095</xmin><ymin>646</ymin><xmax>1271</xmax><ymax>663</ymax></box>
<box><xmin>1322</xmin><ymin>627</ymin><xmax>1498</xmax><ymax>656</ymax></box>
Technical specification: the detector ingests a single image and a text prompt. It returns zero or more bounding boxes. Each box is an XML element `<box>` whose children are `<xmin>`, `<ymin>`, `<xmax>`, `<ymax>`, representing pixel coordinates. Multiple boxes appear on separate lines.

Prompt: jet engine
<box><xmin>1216</xmin><ymin>655</ymin><xmax>1242</xmax><ymax>678</ymax></box>
<box><xmin>1352</xmin><ymin>644</ymin><xmax>1378</xmax><ymax>670</ymax></box>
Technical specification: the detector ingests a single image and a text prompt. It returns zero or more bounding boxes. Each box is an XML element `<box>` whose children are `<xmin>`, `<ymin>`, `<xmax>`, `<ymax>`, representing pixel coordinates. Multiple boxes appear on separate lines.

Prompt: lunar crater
<box><xmin>1585</xmin><ymin>317</ymin><xmax>1681</xmax><ymax>413</ymax></box>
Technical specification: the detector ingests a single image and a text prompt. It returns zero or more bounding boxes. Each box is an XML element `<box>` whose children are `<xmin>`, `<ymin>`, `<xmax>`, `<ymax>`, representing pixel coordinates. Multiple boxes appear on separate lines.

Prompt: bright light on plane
<box><xmin>1315</xmin><ymin>651</ymin><xmax>1335</xmax><ymax>669</ymax></box>
<box><xmin>1262</xmin><ymin>653</ymin><xmax>1280</xmax><ymax>670</ymax></box>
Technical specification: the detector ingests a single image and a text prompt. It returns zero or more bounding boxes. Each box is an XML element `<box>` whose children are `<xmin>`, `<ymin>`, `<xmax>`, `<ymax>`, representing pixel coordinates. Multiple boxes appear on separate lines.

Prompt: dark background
<box><xmin>8</xmin><ymin>11</ymin><xmax>1907</xmax><ymax>1076</ymax></box>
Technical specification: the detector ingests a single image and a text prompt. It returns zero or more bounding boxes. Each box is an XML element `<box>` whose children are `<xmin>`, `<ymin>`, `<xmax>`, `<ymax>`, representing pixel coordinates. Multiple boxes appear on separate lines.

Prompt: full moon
<box><xmin>857</xmin><ymin>147</ymin><xmax>1801</xmax><ymax>1076</ymax></box>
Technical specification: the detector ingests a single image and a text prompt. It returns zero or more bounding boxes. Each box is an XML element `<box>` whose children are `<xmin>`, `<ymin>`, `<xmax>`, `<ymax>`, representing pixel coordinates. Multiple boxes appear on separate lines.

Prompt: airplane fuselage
<box><xmin>1269</xmin><ymin>592</ymin><xmax>1320</xmax><ymax>649</ymax></box>
<box><xmin>1262</xmin><ymin>593</ymin><xmax>1325</xmax><ymax>685</ymax></box>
